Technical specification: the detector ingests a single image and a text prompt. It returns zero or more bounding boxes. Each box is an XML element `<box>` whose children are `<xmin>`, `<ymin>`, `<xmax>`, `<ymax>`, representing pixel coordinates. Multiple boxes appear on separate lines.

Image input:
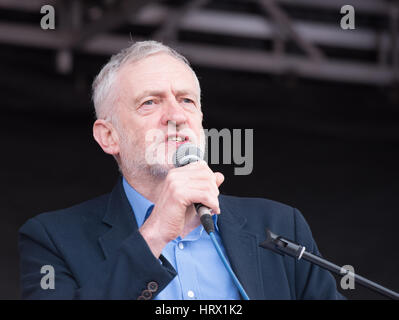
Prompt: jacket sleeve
<box><xmin>292</xmin><ymin>209</ymin><xmax>346</xmax><ymax>300</ymax></box>
<box><xmin>18</xmin><ymin>217</ymin><xmax>177</xmax><ymax>300</ymax></box>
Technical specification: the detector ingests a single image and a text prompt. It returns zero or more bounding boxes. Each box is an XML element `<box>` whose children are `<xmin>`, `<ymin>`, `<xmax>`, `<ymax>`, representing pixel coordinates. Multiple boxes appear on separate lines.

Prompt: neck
<box><xmin>123</xmin><ymin>170</ymin><xmax>164</xmax><ymax>204</ymax></box>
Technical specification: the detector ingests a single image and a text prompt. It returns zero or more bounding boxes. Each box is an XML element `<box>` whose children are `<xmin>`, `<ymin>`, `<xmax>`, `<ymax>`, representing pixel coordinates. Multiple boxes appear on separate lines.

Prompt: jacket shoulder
<box><xmin>19</xmin><ymin>193</ymin><xmax>110</xmax><ymax>234</ymax></box>
<box><xmin>219</xmin><ymin>194</ymin><xmax>309</xmax><ymax>242</ymax></box>
<box><xmin>220</xmin><ymin>194</ymin><xmax>297</xmax><ymax>221</ymax></box>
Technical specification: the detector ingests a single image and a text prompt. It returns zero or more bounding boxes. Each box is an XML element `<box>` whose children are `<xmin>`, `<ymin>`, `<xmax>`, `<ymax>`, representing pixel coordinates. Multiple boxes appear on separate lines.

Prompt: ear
<box><xmin>93</xmin><ymin>119</ymin><xmax>120</xmax><ymax>155</ymax></box>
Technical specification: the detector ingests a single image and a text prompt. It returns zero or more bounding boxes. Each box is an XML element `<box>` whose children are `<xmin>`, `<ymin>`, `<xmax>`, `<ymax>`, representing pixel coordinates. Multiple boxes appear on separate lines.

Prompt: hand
<box><xmin>139</xmin><ymin>161</ymin><xmax>224</xmax><ymax>258</ymax></box>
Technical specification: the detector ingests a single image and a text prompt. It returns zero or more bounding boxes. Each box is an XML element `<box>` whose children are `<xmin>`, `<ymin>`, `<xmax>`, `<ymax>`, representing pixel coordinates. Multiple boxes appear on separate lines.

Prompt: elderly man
<box><xmin>19</xmin><ymin>41</ymin><xmax>343</xmax><ymax>300</ymax></box>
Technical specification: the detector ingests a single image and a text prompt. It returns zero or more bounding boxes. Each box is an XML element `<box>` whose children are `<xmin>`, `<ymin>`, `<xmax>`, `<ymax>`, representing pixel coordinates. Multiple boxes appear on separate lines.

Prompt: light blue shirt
<box><xmin>122</xmin><ymin>177</ymin><xmax>241</xmax><ymax>300</ymax></box>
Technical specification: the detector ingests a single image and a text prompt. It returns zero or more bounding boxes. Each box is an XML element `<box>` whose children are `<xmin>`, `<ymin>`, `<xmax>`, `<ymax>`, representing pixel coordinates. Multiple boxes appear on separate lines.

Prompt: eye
<box><xmin>181</xmin><ymin>98</ymin><xmax>195</xmax><ymax>105</ymax></box>
<box><xmin>142</xmin><ymin>99</ymin><xmax>154</xmax><ymax>106</ymax></box>
<box><xmin>139</xmin><ymin>99</ymin><xmax>159</xmax><ymax>110</ymax></box>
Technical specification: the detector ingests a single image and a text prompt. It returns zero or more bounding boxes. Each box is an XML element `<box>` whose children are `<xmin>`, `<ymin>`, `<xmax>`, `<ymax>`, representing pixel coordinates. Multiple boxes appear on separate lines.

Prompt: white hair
<box><xmin>91</xmin><ymin>40</ymin><xmax>200</xmax><ymax>121</ymax></box>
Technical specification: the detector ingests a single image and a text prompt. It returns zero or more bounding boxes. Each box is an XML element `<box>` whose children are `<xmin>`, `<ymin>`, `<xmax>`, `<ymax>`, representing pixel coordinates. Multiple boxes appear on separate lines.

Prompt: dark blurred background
<box><xmin>1</xmin><ymin>0</ymin><xmax>398</xmax><ymax>300</ymax></box>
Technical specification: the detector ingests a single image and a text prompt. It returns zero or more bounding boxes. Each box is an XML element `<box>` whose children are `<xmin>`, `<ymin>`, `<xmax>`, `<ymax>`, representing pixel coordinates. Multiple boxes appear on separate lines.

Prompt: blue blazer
<box><xmin>18</xmin><ymin>178</ymin><xmax>344</xmax><ymax>300</ymax></box>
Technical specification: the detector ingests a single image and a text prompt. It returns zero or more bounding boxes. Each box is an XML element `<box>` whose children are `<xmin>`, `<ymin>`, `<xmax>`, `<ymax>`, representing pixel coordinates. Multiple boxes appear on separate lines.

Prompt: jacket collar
<box><xmin>98</xmin><ymin>177</ymin><xmax>138</xmax><ymax>259</ymax></box>
<box><xmin>218</xmin><ymin>195</ymin><xmax>265</xmax><ymax>300</ymax></box>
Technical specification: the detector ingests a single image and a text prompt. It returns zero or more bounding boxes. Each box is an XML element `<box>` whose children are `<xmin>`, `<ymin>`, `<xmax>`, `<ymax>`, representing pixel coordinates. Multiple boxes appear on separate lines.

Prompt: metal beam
<box><xmin>172</xmin><ymin>42</ymin><xmax>393</xmax><ymax>86</ymax></box>
<box><xmin>0</xmin><ymin>0</ymin><xmax>55</xmax><ymax>11</ymax></box>
<box><xmin>0</xmin><ymin>0</ymin><xmax>388</xmax><ymax>15</ymax></box>
<box><xmin>135</xmin><ymin>4</ymin><xmax>392</xmax><ymax>52</ymax></box>
<box><xmin>277</xmin><ymin>0</ymin><xmax>389</xmax><ymax>15</ymax></box>
<box><xmin>0</xmin><ymin>22</ymin><xmax>68</xmax><ymax>48</ymax></box>
<box><xmin>0</xmin><ymin>22</ymin><xmax>391</xmax><ymax>86</ymax></box>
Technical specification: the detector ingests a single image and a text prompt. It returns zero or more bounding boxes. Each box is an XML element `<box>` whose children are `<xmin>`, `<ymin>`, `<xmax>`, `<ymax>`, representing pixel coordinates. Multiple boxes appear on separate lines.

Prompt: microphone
<box><xmin>260</xmin><ymin>229</ymin><xmax>399</xmax><ymax>300</ymax></box>
<box><xmin>173</xmin><ymin>143</ymin><xmax>215</xmax><ymax>234</ymax></box>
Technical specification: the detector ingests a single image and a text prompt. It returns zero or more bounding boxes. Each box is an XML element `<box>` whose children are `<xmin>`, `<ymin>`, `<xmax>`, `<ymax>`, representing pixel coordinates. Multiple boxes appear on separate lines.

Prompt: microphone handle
<box><xmin>194</xmin><ymin>203</ymin><xmax>215</xmax><ymax>234</ymax></box>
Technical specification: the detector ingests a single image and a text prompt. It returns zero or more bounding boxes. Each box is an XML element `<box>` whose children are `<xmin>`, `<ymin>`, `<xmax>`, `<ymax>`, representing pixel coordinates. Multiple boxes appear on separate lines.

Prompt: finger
<box><xmin>195</xmin><ymin>191</ymin><xmax>220</xmax><ymax>214</ymax></box>
<box><xmin>186</xmin><ymin>180</ymin><xmax>220</xmax><ymax>197</ymax></box>
<box><xmin>178</xmin><ymin>163</ymin><xmax>216</xmax><ymax>181</ymax></box>
<box><xmin>182</xmin><ymin>160</ymin><xmax>209</xmax><ymax>171</ymax></box>
<box><xmin>214</xmin><ymin>172</ymin><xmax>225</xmax><ymax>187</ymax></box>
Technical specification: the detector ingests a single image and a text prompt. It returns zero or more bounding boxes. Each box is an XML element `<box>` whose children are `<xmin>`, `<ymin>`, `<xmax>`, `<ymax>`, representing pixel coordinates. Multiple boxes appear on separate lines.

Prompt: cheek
<box><xmin>191</xmin><ymin>118</ymin><xmax>204</xmax><ymax>137</ymax></box>
<box><xmin>117</xmin><ymin>125</ymin><xmax>141</xmax><ymax>152</ymax></box>
<box><xmin>187</xmin><ymin>111</ymin><xmax>202</xmax><ymax>127</ymax></box>
<box><xmin>122</xmin><ymin>119</ymin><xmax>148</xmax><ymax>142</ymax></box>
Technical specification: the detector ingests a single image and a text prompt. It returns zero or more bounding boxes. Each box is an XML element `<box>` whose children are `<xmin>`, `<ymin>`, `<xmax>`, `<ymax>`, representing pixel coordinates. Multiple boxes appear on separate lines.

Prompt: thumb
<box><xmin>215</xmin><ymin>172</ymin><xmax>225</xmax><ymax>187</ymax></box>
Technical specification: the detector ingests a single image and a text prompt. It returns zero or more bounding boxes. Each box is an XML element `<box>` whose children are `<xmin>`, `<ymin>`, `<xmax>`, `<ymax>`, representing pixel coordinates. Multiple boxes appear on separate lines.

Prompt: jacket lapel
<box><xmin>218</xmin><ymin>195</ymin><xmax>265</xmax><ymax>300</ymax></box>
<box><xmin>98</xmin><ymin>178</ymin><xmax>138</xmax><ymax>260</ymax></box>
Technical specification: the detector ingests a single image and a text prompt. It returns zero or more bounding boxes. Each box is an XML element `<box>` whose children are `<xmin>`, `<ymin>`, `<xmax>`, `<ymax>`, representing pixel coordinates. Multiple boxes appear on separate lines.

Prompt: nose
<box><xmin>160</xmin><ymin>98</ymin><xmax>187</xmax><ymax>127</ymax></box>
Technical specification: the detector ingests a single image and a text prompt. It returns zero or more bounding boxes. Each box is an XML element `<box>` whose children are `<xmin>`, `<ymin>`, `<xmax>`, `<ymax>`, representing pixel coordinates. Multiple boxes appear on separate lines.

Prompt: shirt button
<box><xmin>178</xmin><ymin>242</ymin><xmax>184</xmax><ymax>250</ymax></box>
<box><xmin>187</xmin><ymin>290</ymin><xmax>194</xmax><ymax>298</ymax></box>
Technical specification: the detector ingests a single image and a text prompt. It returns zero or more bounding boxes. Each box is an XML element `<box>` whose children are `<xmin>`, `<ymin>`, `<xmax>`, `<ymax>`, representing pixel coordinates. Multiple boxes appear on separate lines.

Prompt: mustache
<box><xmin>144</xmin><ymin>128</ymin><xmax>202</xmax><ymax>146</ymax></box>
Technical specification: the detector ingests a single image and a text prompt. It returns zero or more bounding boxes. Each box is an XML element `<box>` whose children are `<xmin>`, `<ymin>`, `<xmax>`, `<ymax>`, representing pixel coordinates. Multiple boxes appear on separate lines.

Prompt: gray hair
<box><xmin>92</xmin><ymin>40</ymin><xmax>200</xmax><ymax>121</ymax></box>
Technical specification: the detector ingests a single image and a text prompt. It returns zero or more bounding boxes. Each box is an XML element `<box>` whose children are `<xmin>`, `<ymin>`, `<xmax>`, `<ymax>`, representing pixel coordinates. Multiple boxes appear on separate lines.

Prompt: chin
<box><xmin>148</xmin><ymin>163</ymin><xmax>171</xmax><ymax>178</ymax></box>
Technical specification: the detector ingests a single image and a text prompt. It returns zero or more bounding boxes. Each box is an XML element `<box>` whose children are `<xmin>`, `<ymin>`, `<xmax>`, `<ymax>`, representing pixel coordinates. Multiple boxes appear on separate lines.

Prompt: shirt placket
<box><xmin>174</xmin><ymin>226</ymin><xmax>203</xmax><ymax>300</ymax></box>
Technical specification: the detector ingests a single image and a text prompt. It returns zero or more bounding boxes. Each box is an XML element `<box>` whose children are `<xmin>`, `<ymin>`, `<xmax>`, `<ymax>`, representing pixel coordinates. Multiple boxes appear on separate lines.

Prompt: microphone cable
<box><xmin>200</xmin><ymin>212</ymin><xmax>250</xmax><ymax>300</ymax></box>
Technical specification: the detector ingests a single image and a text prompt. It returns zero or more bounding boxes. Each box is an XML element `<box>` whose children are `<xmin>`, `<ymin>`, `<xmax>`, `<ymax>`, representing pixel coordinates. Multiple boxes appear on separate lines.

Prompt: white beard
<box><xmin>118</xmin><ymin>128</ymin><xmax>170</xmax><ymax>180</ymax></box>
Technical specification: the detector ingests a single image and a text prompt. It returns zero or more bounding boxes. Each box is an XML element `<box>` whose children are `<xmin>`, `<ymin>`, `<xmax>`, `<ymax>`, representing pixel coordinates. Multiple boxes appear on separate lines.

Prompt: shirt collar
<box><xmin>122</xmin><ymin>176</ymin><xmax>219</xmax><ymax>232</ymax></box>
<box><xmin>122</xmin><ymin>177</ymin><xmax>154</xmax><ymax>228</ymax></box>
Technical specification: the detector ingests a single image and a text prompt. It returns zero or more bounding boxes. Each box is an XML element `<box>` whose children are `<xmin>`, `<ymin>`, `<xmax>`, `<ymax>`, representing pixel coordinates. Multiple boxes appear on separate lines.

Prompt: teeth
<box><xmin>168</xmin><ymin>136</ymin><xmax>184</xmax><ymax>142</ymax></box>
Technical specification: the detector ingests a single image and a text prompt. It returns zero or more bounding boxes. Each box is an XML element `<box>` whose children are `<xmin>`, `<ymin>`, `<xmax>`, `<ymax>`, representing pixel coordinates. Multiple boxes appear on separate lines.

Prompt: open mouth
<box><xmin>165</xmin><ymin>134</ymin><xmax>189</xmax><ymax>144</ymax></box>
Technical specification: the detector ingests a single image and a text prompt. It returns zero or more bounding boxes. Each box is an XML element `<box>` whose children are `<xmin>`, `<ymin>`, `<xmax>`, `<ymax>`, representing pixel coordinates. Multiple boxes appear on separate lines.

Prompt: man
<box><xmin>19</xmin><ymin>41</ymin><xmax>344</xmax><ymax>300</ymax></box>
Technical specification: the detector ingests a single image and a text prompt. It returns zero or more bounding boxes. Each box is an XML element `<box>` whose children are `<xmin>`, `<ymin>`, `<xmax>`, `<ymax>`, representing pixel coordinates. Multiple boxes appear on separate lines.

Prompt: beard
<box><xmin>117</xmin><ymin>128</ymin><xmax>170</xmax><ymax>180</ymax></box>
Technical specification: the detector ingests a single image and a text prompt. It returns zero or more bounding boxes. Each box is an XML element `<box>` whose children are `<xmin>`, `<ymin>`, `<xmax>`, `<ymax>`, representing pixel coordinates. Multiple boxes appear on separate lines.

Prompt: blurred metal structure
<box><xmin>0</xmin><ymin>0</ymin><xmax>397</xmax><ymax>85</ymax></box>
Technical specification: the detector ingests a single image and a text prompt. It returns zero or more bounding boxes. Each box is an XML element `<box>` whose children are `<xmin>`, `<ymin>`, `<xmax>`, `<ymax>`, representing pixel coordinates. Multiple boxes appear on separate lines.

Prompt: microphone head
<box><xmin>173</xmin><ymin>143</ymin><xmax>204</xmax><ymax>168</ymax></box>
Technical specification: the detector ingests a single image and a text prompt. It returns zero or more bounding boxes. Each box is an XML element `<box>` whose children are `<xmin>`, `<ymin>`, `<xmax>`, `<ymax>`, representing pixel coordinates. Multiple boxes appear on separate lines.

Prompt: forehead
<box><xmin>116</xmin><ymin>53</ymin><xmax>200</xmax><ymax>98</ymax></box>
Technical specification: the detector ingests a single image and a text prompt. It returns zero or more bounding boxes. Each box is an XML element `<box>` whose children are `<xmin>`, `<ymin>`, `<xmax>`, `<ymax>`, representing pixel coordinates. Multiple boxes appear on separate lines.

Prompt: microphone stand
<box><xmin>259</xmin><ymin>229</ymin><xmax>399</xmax><ymax>300</ymax></box>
